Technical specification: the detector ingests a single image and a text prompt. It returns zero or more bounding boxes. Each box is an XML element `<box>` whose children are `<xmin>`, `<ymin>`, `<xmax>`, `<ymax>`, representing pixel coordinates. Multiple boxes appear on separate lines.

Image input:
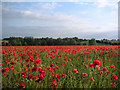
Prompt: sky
<box><xmin>2</xmin><ymin>0</ymin><xmax>119</xmax><ymax>39</ymax></box>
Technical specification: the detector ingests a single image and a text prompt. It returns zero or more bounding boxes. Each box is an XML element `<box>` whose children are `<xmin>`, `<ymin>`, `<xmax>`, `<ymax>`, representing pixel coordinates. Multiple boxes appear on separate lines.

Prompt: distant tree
<box><xmin>83</xmin><ymin>43</ymin><xmax>86</xmax><ymax>45</ymax></box>
<box><xmin>89</xmin><ymin>39</ymin><xmax>96</xmax><ymax>45</ymax></box>
<box><xmin>108</xmin><ymin>42</ymin><xmax>112</xmax><ymax>45</ymax></box>
<box><xmin>2</xmin><ymin>37</ymin><xmax>118</xmax><ymax>46</ymax></box>
<box><xmin>96</xmin><ymin>40</ymin><xmax>101</xmax><ymax>43</ymax></box>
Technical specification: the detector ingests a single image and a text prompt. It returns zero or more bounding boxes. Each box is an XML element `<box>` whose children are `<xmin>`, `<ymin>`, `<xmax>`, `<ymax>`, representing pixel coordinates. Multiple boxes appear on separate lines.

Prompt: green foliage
<box><xmin>88</xmin><ymin>39</ymin><xmax>96</xmax><ymax>45</ymax></box>
<box><xmin>2</xmin><ymin>37</ymin><xmax>119</xmax><ymax>46</ymax></box>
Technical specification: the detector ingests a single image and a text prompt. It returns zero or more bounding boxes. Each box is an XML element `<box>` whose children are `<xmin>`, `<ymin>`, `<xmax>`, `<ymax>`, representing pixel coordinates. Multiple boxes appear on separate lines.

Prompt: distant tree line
<box><xmin>2</xmin><ymin>37</ymin><xmax>120</xmax><ymax>46</ymax></box>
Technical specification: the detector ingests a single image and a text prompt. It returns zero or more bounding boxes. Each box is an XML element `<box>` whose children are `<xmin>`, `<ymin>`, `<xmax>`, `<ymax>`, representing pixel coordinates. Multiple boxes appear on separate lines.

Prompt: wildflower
<box><xmin>27</xmin><ymin>74</ymin><xmax>32</xmax><ymax>80</ymax></box>
<box><xmin>73</xmin><ymin>69</ymin><xmax>78</xmax><ymax>73</ymax></box>
<box><xmin>107</xmin><ymin>71</ymin><xmax>109</xmax><ymax>74</ymax></box>
<box><xmin>35</xmin><ymin>75</ymin><xmax>44</xmax><ymax>83</ymax></box>
<box><xmin>118</xmin><ymin>71</ymin><xmax>120</xmax><ymax>75</ymax></box>
<box><xmin>111</xmin><ymin>83</ymin><xmax>116</xmax><ymax>87</ymax></box>
<box><xmin>55</xmin><ymin>65</ymin><xmax>58</xmax><ymax>69</ymax></box>
<box><xmin>32</xmin><ymin>67</ymin><xmax>38</xmax><ymax>72</ymax></box>
<box><xmin>62</xmin><ymin>63</ymin><xmax>65</xmax><ymax>66</ymax></box>
<box><xmin>113</xmin><ymin>75</ymin><xmax>118</xmax><ymax>80</ymax></box>
<box><xmin>35</xmin><ymin>59</ymin><xmax>41</xmax><ymax>64</ymax></box>
<box><xmin>10</xmin><ymin>65</ymin><xmax>14</xmax><ymax>69</ymax></box>
<box><xmin>96</xmin><ymin>65</ymin><xmax>100</xmax><ymax>69</ymax></box>
<box><xmin>82</xmin><ymin>73</ymin><xmax>88</xmax><ymax>77</ymax></box>
<box><xmin>27</xmin><ymin>64</ymin><xmax>31</xmax><ymax>68</ymax></box>
<box><xmin>111</xmin><ymin>73</ymin><xmax>114</xmax><ymax>76</ymax></box>
<box><xmin>61</xmin><ymin>73</ymin><xmax>66</xmax><ymax>78</ymax></box>
<box><xmin>91</xmin><ymin>77</ymin><xmax>95</xmax><ymax>81</ymax></box>
<box><xmin>84</xmin><ymin>64</ymin><xmax>87</xmax><ymax>67</ymax></box>
<box><xmin>99</xmin><ymin>72</ymin><xmax>101</xmax><ymax>75</ymax></box>
<box><xmin>93</xmin><ymin>60</ymin><xmax>102</xmax><ymax>67</ymax></box>
<box><xmin>51</xmin><ymin>79</ymin><xmax>57</xmax><ymax>89</ymax></box>
<box><xmin>89</xmin><ymin>63</ymin><xmax>94</xmax><ymax>68</ymax></box>
<box><xmin>103</xmin><ymin>67</ymin><xmax>107</xmax><ymax>71</ymax></box>
<box><xmin>54</xmin><ymin>74</ymin><xmax>60</xmax><ymax>79</ymax></box>
<box><xmin>50</xmin><ymin>64</ymin><xmax>54</xmax><ymax>67</ymax></box>
<box><xmin>18</xmin><ymin>82</ymin><xmax>25</xmax><ymax>89</ymax></box>
<box><xmin>24</xmin><ymin>67</ymin><xmax>27</xmax><ymax>71</ymax></box>
<box><xmin>19</xmin><ymin>60</ymin><xmax>22</xmax><ymax>63</ymax></box>
<box><xmin>109</xmin><ymin>65</ymin><xmax>115</xmax><ymax>68</ymax></box>
<box><xmin>16</xmin><ymin>72</ymin><xmax>19</xmax><ymax>74</ymax></box>
<box><xmin>12</xmin><ymin>70</ymin><xmax>15</xmax><ymax>74</ymax></box>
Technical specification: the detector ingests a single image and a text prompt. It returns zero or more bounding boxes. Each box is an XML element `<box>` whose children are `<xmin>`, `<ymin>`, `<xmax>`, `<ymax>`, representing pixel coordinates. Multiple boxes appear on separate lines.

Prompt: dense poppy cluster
<box><xmin>1</xmin><ymin>46</ymin><xmax>119</xmax><ymax>88</ymax></box>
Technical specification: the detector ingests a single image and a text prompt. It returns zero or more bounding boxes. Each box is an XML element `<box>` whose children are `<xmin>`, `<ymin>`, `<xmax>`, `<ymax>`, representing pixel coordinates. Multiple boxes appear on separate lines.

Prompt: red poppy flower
<box><xmin>32</xmin><ymin>67</ymin><xmax>38</xmax><ymax>72</ymax></box>
<box><xmin>39</xmin><ymin>75</ymin><xmax>44</xmax><ymax>81</ymax></box>
<box><xmin>17</xmin><ymin>72</ymin><xmax>19</xmax><ymax>74</ymax></box>
<box><xmin>51</xmin><ymin>80</ymin><xmax>57</xmax><ymax>89</ymax></box>
<box><xmin>10</xmin><ymin>65</ymin><xmax>14</xmax><ymax>69</ymax></box>
<box><xmin>2</xmin><ymin>63</ymin><xmax>4</xmax><ymax>66</ymax></box>
<box><xmin>91</xmin><ymin>77</ymin><xmax>95</xmax><ymax>81</ymax></box>
<box><xmin>39</xmin><ymin>70</ymin><xmax>46</xmax><ymax>77</ymax></box>
<box><xmin>103</xmin><ymin>67</ymin><xmax>107</xmax><ymax>71</ymax></box>
<box><xmin>27</xmin><ymin>64</ymin><xmax>31</xmax><ymax>68</ymax></box>
<box><xmin>84</xmin><ymin>64</ymin><xmax>87</xmax><ymax>67</ymax></box>
<box><xmin>111</xmin><ymin>83</ymin><xmax>116</xmax><ymax>87</ymax></box>
<box><xmin>51</xmin><ymin>85</ymin><xmax>57</xmax><ymax>89</ymax></box>
<box><xmin>2</xmin><ymin>68</ymin><xmax>8</xmax><ymax>75</ymax></box>
<box><xmin>19</xmin><ymin>60</ymin><xmax>22</xmax><ymax>63</ymax></box>
<box><xmin>64</xmin><ymin>58</ymin><xmax>68</xmax><ymax>61</ymax></box>
<box><xmin>112</xmin><ymin>75</ymin><xmax>118</xmax><ymax>80</ymax></box>
<box><xmin>93</xmin><ymin>60</ymin><xmax>102</xmax><ymax>67</ymax></box>
<box><xmin>54</xmin><ymin>74</ymin><xmax>60</xmax><ymax>79</ymax></box>
<box><xmin>109</xmin><ymin>65</ymin><xmax>115</xmax><ymax>68</ymax></box>
<box><xmin>32</xmin><ymin>76</ymin><xmax>37</xmax><ymax>80</ymax></box>
<box><xmin>35</xmin><ymin>59</ymin><xmax>41</xmax><ymax>64</ymax></box>
<box><xmin>52</xmin><ymin>79</ymin><xmax>57</xmax><ymax>83</ymax></box>
<box><xmin>107</xmin><ymin>71</ymin><xmax>109</xmax><ymax>74</ymax></box>
<box><xmin>89</xmin><ymin>63</ymin><xmax>94</xmax><ymax>68</ymax></box>
<box><xmin>82</xmin><ymin>73</ymin><xmax>88</xmax><ymax>77</ymax></box>
<box><xmin>26</xmin><ymin>59</ymin><xmax>30</xmax><ymax>62</ymax></box>
<box><xmin>27</xmin><ymin>74</ymin><xmax>32</xmax><ymax>80</ymax></box>
<box><xmin>24</xmin><ymin>67</ymin><xmax>27</xmax><ymax>71</ymax></box>
<box><xmin>111</xmin><ymin>73</ymin><xmax>114</xmax><ymax>76</ymax></box>
<box><xmin>61</xmin><ymin>73</ymin><xmax>66</xmax><ymax>78</ymax></box>
<box><xmin>73</xmin><ymin>69</ymin><xmax>78</xmax><ymax>73</ymax></box>
<box><xmin>50</xmin><ymin>64</ymin><xmax>54</xmax><ymax>67</ymax></box>
<box><xmin>10</xmin><ymin>62</ymin><xmax>16</xmax><ymax>65</ymax></box>
<box><xmin>118</xmin><ymin>71</ymin><xmax>120</xmax><ymax>75</ymax></box>
<box><xmin>12</xmin><ymin>70</ymin><xmax>15</xmax><ymax>74</ymax></box>
<box><xmin>96</xmin><ymin>65</ymin><xmax>100</xmax><ymax>69</ymax></box>
<box><xmin>55</xmin><ymin>65</ymin><xmax>58</xmax><ymax>69</ymax></box>
<box><xmin>18</xmin><ymin>82</ymin><xmax>25</xmax><ymax>89</ymax></box>
<box><xmin>21</xmin><ymin>72</ymin><xmax>25</xmax><ymax>76</ymax></box>
<box><xmin>4</xmin><ymin>68</ymin><xmax>9</xmax><ymax>74</ymax></box>
<box><xmin>62</xmin><ymin>63</ymin><xmax>65</xmax><ymax>66</ymax></box>
<box><xmin>35</xmin><ymin>75</ymin><xmax>44</xmax><ymax>83</ymax></box>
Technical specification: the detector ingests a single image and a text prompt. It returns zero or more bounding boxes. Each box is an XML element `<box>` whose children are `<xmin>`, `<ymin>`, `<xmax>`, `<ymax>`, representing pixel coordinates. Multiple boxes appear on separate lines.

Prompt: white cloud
<box><xmin>110</xmin><ymin>11</ymin><xmax>117</xmax><ymax>15</ymax></box>
<box><xmin>2</xmin><ymin>3</ymin><xmax>117</xmax><ymax>37</ymax></box>
<box><xmin>94</xmin><ymin>0</ymin><xmax>118</xmax><ymax>8</ymax></box>
<box><xmin>79</xmin><ymin>2</ymin><xmax>88</xmax><ymax>5</ymax></box>
<box><xmin>3</xmin><ymin>8</ymin><xmax>117</xmax><ymax>33</ymax></box>
<box><xmin>74</xmin><ymin>2</ymin><xmax>89</xmax><ymax>5</ymax></box>
<box><xmin>38</xmin><ymin>2</ymin><xmax>62</xmax><ymax>9</ymax></box>
<box><xmin>79</xmin><ymin>11</ymin><xmax>88</xmax><ymax>14</ymax></box>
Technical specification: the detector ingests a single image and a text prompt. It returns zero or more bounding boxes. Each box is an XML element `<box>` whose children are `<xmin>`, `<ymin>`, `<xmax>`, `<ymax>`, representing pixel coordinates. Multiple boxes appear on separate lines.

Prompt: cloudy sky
<box><xmin>2</xmin><ymin>0</ymin><xmax>118</xmax><ymax>39</ymax></box>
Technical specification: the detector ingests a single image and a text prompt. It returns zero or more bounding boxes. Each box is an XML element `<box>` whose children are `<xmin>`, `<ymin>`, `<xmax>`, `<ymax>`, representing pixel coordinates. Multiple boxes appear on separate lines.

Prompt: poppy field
<box><xmin>1</xmin><ymin>46</ymin><xmax>120</xmax><ymax>88</ymax></box>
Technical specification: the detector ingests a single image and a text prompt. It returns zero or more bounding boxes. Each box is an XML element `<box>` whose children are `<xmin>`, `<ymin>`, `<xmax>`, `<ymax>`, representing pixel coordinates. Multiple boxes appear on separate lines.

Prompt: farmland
<box><xmin>1</xmin><ymin>46</ymin><xmax>120</xmax><ymax>88</ymax></box>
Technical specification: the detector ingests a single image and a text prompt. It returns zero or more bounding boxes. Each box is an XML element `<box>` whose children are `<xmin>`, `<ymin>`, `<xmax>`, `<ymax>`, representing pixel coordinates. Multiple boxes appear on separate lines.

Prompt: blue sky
<box><xmin>2</xmin><ymin>1</ymin><xmax>118</xmax><ymax>39</ymax></box>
